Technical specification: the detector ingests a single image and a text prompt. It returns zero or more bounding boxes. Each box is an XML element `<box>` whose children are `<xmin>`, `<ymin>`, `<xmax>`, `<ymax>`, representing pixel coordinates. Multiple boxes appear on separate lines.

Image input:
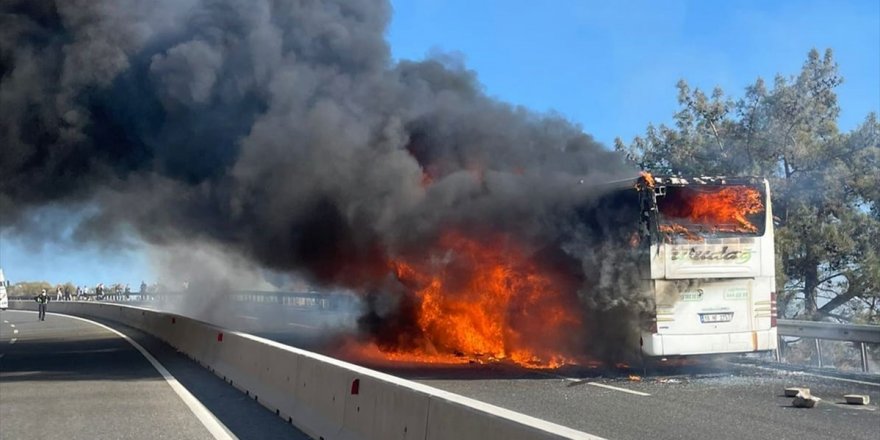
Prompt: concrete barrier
<box><xmin>8</xmin><ymin>301</ymin><xmax>603</xmax><ymax>440</ymax></box>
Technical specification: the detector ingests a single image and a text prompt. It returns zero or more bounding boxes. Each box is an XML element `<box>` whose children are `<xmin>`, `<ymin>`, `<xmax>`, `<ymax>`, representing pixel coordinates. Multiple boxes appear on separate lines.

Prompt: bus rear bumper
<box><xmin>641</xmin><ymin>328</ymin><xmax>778</xmax><ymax>356</ymax></box>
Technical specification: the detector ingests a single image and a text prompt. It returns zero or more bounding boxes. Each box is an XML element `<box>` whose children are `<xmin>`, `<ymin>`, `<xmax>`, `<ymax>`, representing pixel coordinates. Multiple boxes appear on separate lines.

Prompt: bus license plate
<box><xmin>699</xmin><ymin>312</ymin><xmax>734</xmax><ymax>323</ymax></box>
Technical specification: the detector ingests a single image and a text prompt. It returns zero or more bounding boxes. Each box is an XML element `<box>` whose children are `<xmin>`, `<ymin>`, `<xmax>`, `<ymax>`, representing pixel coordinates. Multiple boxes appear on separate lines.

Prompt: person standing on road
<box><xmin>35</xmin><ymin>289</ymin><xmax>50</xmax><ymax>321</ymax></box>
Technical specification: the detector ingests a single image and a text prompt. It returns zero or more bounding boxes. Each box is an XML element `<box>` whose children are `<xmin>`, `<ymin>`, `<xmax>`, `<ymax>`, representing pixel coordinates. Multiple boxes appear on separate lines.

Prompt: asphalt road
<box><xmin>0</xmin><ymin>309</ymin><xmax>308</xmax><ymax>440</ymax></box>
<box><xmin>408</xmin><ymin>363</ymin><xmax>880</xmax><ymax>440</ymax></box>
<box><xmin>51</xmin><ymin>299</ymin><xmax>880</xmax><ymax>440</ymax></box>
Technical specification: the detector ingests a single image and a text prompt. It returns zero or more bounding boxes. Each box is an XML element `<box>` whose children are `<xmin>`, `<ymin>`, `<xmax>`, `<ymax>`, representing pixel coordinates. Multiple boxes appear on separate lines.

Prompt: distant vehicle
<box><xmin>589</xmin><ymin>174</ymin><xmax>777</xmax><ymax>356</ymax></box>
<box><xmin>0</xmin><ymin>268</ymin><xmax>8</xmax><ymax>311</ymax></box>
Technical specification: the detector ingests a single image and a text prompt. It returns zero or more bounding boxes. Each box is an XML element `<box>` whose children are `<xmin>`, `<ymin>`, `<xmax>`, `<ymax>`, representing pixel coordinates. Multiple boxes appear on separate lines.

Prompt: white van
<box><xmin>0</xmin><ymin>268</ymin><xmax>8</xmax><ymax>311</ymax></box>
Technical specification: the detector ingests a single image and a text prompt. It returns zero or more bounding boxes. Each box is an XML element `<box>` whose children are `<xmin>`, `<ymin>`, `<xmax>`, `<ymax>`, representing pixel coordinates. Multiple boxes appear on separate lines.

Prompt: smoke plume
<box><xmin>1</xmin><ymin>1</ymin><xmax>645</xmax><ymax>362</ymax></box>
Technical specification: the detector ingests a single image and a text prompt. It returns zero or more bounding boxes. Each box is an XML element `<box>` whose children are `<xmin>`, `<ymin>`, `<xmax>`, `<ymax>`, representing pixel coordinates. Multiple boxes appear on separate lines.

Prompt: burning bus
<box><xmin>355</xmin><ymin>172</ymin><xmax>777</xmax><ymax>368</ymax></box>
<box><xmin>625</xmin><ymin>174</ymin><xmax>778</xmax><ymax>356</ymax></box>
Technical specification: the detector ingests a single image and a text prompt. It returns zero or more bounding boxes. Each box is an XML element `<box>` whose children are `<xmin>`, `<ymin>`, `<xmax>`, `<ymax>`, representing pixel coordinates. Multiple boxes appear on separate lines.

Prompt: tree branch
<box><xmin>817</xmin><ymin>289</ymin><xmax>860</xmax><ymax>315</ymax></box>
<box><xmin>707</xmin><ymin>120</ymin><xmax>725</xmax><ymax>152</ymax></box>
<box><xmin>819</xmin><ymin>269</ymin><xmax>850</xmax><ymax>282</ymax></box>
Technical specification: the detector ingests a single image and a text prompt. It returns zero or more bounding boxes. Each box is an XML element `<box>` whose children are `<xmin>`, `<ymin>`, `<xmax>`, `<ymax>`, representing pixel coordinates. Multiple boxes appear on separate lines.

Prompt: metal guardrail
<box><xmin>777</xmin><ymin>319</ymin><xmax>880</xmax><ymax>373</ymax></box>
<box><xmin>777</xmin><ymin>320</ymin><xmax>880</xmax><ymax>343</ymax></box>
<box><xmin>13</xmin><ymin>290</ymin><xmax>355</xmax><ymax>311</ymax></box>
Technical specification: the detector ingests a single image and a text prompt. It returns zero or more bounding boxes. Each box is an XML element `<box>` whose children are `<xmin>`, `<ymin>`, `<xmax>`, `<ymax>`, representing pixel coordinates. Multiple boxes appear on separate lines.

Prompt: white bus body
<box><xmin>639</xmin><ymin>176</ymin><xmax>777</xmax><ymax>356</ymax></box>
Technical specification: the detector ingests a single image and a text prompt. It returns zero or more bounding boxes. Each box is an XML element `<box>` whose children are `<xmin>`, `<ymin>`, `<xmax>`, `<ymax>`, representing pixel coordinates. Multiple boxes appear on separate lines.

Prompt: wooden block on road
<box><xmin>843</xmin><ymin>395</ymin><xmax>870</xmax><ymax>405</ymax></box>
<box><xmin>792</xmin><ymin>390</ymin><xmax>820</xmax><ymax>408</ymax></box>
<box><xmin>784</xmin><ymin>387</ymin><xmax>808</xmax><ymax>397</ymax></box>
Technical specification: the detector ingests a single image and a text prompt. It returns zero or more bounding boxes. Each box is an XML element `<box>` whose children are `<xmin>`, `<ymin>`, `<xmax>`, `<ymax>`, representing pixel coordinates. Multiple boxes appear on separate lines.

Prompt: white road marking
<box><xmin>737</xmin><ymin>363</ymin><xmax>880</xmax><ymax>387</ymax></box>
<box><xmin>12</xmin><ymin>329</ymin><xmax>18</xmax><ymax>334</ymax></box>
<box><xmin>10</xmin><ymin>338</ymin><xmax>16</xmax><ymax>344</ymax></box>
<box><xmin>240</xmin><ymin>315</ymin><xmax>259</xmax><ymax>321</ymax></box>
<box><xmin>587</xmin><ymin>382</ymin><xmax>652</xmax><ymax>396</ymax></box>
<box><xmin>9</xmin><ymin>324</ymin><xmax>14</xmax><ymax>328</ymax></box>
<box><xmin>17</xmin><ymin>310</ymin><xmax>237</xmax><ymax>440</ymax></box>
<box><xmin>3</xmin><ymin>320</ymin><xmax>8</xmax><ymax>323</ymax></box>
<box><xmin>546</xmin><ymin>372</ymin><xmax>652</xmax><ymax>397</ymax></box>
<box><xmin>286</xmin><ymin>322</ymin><xmax>318</xmax><ymax>329</ymax></box>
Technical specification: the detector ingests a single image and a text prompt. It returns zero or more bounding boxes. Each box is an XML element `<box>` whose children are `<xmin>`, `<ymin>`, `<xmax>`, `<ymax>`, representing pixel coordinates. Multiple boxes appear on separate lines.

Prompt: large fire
<box><xmin>377</xmin><ymin>232</ymin><xmax>584</xmax><ymax>368</ymax></box>
<box><xmin>659</xmin><ymin>186</ymin><xmax>764</xmax><ymax>235</ymax></box>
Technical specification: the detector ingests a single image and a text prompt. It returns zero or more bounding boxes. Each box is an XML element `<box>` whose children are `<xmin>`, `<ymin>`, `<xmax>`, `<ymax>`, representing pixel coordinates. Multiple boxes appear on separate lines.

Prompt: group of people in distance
<box><xmin>47</xmin><ymin>283</ymin><xmax>142</xmax><ymax>301</ymax></box>
<box><xmin>33</xmin><ymin>281</ymin><xmax>150</xmax><ymax>321</ymax></box>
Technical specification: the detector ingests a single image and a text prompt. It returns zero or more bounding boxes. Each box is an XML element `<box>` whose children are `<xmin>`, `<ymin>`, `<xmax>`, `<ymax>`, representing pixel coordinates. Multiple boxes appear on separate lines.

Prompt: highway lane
<box><xmin>87</xmin><ymin>299</ymin><xmax>880</xmax><ymax>440</ymax></box>
<box><xmin>107</xmin><ymin>297</ymin><xmax>356</xmax><ymax>351</ymax></box>
<box><xmin>0</xmin><ymin>309</ymin><xmax>308</xmax><ymax>440</ymax></box>
<box><xmin>410</xmin><ymin>363</ymin><xmax>879</xmax><ymax>440</ymax></box>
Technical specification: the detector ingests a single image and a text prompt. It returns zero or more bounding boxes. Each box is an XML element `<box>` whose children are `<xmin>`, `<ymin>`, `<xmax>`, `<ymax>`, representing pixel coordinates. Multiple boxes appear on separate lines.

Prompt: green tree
<box><xmin>616</xmin><ymin>49</ymin><xmax>880</xmax><ymax>322</ymax></box>
<box><xmin>10</xmin><ymin>281</ymin><xmax>53</xmax><ymax>297</ymax></box>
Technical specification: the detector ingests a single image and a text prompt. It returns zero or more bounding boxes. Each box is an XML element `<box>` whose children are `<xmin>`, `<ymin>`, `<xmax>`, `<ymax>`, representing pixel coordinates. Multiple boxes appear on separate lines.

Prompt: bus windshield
<box><xmin>656</xmin><ymin>184</ymin><xmax>766</xmax><ymax>238</ymax></box>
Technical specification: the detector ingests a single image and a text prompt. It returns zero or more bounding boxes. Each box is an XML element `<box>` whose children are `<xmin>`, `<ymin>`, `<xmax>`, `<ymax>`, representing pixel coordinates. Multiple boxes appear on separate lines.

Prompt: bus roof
<box><xmin>649</xmin><ymin>175</ymin><xmax>766</xmax><ymax>187</ymax></box>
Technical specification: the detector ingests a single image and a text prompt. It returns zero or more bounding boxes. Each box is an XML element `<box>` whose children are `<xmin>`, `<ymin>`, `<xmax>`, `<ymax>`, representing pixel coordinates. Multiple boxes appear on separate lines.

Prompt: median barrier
<box><xmin>7</xmin><ymin>301</ymin><xmax>602</xmax><ymax>440</ymax></box>
<box><xmin>257</xmin><ymin>345</ymin><xmax>303</xmax><ymax>419</ymax></box>
<box><xmin>365</xmin><ymin>377</ymin><xmax>432</xmax><ymax>440</ymax></box>
<box><xmin>297</xmin><ymin>355</ymin><xmax>351</xmax><ymax>437</ymax></box>
<box><xmin>222</xmin><ymin>332</ymin><xmax>270</xmax><ymax>400</ymax></box>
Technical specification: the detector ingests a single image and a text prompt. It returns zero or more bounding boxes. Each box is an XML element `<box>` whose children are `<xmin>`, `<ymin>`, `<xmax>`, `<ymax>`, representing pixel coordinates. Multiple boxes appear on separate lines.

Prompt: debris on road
<box><xmin>656</xmin><ymin>378</ymin><xmax>683</xmax><ymax>384</ymax></box>
<box><xmin>628</xmin><ymin>374</ymin><xmax>642</xmax><ymax>382</ymax></box>
<box><xmin>843</xmin><ymin>395</ymin><xmax>870</xmax><ymax>405</ymax></box>
<box><xmin>784</xmin><ymin>387</ymin><xmax>808</xmax><ymax>397</ymax></box>
<box><xmin>792</xmin><ymin>389</ymin><xmax>821</xmax><ymax>408</ymax></box>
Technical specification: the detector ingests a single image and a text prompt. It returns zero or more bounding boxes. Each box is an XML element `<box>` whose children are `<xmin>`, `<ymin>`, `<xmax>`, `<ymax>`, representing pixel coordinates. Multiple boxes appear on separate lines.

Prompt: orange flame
<box><xmin>658</xmin><ymin>223</ymin><xmax>703</xmax><ymax>241</ymax></box>
<box><xmin>640</xmin><ymin>171</ymin><xmax>656</xmax><ymax>189</ymax></box>
<box><xmin>661</xmin><ymin>186</ymin><xmax>764</xmax><ymax>234</ymax></box>
<box><xmin>384</xmin><ymin>232</ymin><xmax>583</xmax><ymax>368</ymax></box>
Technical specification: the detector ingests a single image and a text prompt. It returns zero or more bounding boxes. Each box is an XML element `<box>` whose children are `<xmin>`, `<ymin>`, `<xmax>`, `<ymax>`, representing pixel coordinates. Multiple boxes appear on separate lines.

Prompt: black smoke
<box><xmin>1</xmin><ymin>0</ymin><xmax>645</xmax><ymax>361</ymax></box>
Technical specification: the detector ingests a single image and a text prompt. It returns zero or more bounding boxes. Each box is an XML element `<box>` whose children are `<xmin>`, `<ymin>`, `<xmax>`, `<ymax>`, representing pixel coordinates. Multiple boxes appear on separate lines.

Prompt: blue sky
<box><xmin>1</xmin><ymin>0</ymin><xmax>878</xmax><ymax>286</ymax></box>
<box><xmin>389</xmin><ymin>0</ymin><xmax>879</xmax><ymax>145</ymax></box>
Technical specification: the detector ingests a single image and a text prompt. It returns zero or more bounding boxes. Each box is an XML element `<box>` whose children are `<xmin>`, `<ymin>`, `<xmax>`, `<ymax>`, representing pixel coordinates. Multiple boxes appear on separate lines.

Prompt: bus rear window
<box><xmin>656</xmin><ymin>185</ymin><xmax>766</xmax><ymax>237</ymax></box>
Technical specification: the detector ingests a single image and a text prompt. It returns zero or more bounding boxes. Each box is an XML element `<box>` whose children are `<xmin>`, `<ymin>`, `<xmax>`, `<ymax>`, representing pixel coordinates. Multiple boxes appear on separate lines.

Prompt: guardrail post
<box><xmin>775</xmin><ymin>335</ymin><xmax>783</xmax><ymax>362</ymax></box>
<box><xmin>814</xmin><ymin>338</ymin><xmax>823</xmax><ymax>368</ymax></box>
<box><xmin>860</xmin><ymin>342</ymin><xmax>869</xmax><ymax>373</ymax></box>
